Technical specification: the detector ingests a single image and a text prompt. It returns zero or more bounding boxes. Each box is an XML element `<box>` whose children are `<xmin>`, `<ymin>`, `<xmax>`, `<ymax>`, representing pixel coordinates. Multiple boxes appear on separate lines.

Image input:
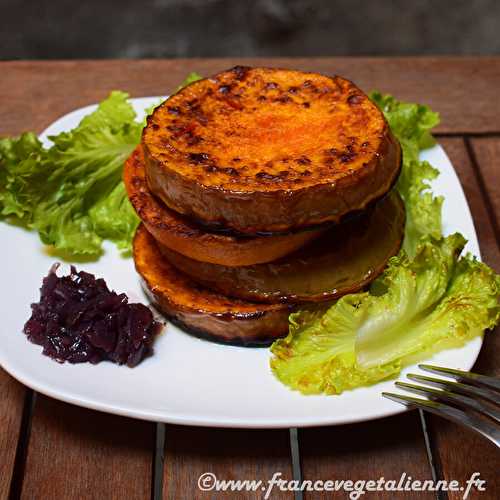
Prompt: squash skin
<box><xmin>133</xmin><ymin>225</ymin><xmax>292</xmax><ymax>346</ymax></box>
<box><xmin>157</xmin><ymin>191</ymin><xmax>405</xmax><ymax>304</ymax></box>
<box><xmin>143</xmin><ymin>66</ymin><xmax>401</xmax><ymax>235</ymax></box>
<box><xmin>124</xmin><ymin>146</ymin><xmax>326</xmax><ymax>266</ymax></box>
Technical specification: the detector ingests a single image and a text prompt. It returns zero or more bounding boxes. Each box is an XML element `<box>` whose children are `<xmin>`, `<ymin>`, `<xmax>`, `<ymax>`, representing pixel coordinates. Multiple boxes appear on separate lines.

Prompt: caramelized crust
<box><xmin>125</xmin><ymin>146</ymin><xmax>325</xmax><ymax>266</ymax></box>
<box><xmin>159</xmin><ymin>191</ymin><xmax>405</xmax><ymax>304</ymax></box>
<box><xmin>143</xmin><ymin>66</ymin><xmax>401</xmax><ymax>234</ymax></box>
<box><xmin>133</xmin><ymin>225</ymin><xmax>292</xmax><ymax>346</ymax></box>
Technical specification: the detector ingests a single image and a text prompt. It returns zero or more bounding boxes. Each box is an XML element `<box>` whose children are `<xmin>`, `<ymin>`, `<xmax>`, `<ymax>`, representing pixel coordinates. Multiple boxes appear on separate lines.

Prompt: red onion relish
<box><xmin>24</xmin><ymin>264</ymin><xmax>162</xmax><ymax>367</ymax></box>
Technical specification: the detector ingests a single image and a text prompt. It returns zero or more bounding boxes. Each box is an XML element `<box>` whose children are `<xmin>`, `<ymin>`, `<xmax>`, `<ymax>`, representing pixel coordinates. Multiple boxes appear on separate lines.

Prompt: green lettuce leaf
<box><xmin>370</xmin><ymin>92</ymin><xmax>439</xmax><ymax>160</ymax></box>
<box><xmin>0</xmin><ymin>132</ymin><xmax>44</xmax><ymax>221</ymax></box>
<box><xmin>175</xmin><ymin>72</ymin><xmax>203</xmax><ymax>92</ymax></box>
<box><xmin>355</xmin><ymin>234</ymin><xmax>466</xmax><ymax>368</ymax></box>
<box><xmin>397</xmin><ymin>159</ymin><xmax>443</xmax><ymax>256</ymax></box>
<box><xmin>370</xmin><ymin>92</ymin><xmax>443</xmax><ymax>255</ymax></box>
<box><xmin>88</xmin><ymin>181</ymin><xmax>139</xmax><ymax>254</ymax></box>
<box><xmin>271</xmin><ymin>236</ymin><xmax>500</xmax><ymax>395</ymax></box>
<box><xmin>0</xmin><ymin>91</ymin><xmax>141</xmax><ymax>257</ymax></box>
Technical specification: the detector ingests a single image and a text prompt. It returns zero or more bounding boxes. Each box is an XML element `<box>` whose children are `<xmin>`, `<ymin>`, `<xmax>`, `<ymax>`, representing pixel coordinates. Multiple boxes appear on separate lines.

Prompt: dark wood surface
<box><xmin>0</xmin><ymin>372</ymin><xmax>25</xmax><ymax>499</ymax></box>
<box><xmin>20</xmin><ymin>396</ymin><xmax>154</xmax><ymax>500</ymax></box>
<box><xmin>0</xmin><ymin>58</ymin><xmax>499</xmax><ymax>500</ymax></box>
<box><xmin>300</xmin><ymin>413</ymin><xmax>434</xmax><ymax>499</ymax></box>
<box><xmin>162</xmin><ymin>427</ymin><xmax>293</xmax><ymax>499</ymax></box>
<box><xmin>1</xmin><ymin>58</ymin><xmax>500</xmax><ymax>136</ymax></box>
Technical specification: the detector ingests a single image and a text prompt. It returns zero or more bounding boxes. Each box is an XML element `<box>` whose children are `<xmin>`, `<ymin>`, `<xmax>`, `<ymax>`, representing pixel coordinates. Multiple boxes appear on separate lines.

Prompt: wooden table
<box><xmin>1</xmin><ymin>58</ymin><xmax>499</xmax><ymax>499</ymax></box>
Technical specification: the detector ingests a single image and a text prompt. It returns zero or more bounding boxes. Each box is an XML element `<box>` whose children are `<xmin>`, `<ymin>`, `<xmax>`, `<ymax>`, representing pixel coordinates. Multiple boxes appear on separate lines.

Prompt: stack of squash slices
<box><xmin>126</xmin><ymin>67</ymin><xmax>405</xmax><ymax>346</ymax></box>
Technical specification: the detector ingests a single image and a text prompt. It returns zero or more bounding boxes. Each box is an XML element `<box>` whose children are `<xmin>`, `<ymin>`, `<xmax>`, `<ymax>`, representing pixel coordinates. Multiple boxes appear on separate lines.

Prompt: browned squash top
<box><xmin>143</xmin><ymin>66</ymin><xmax>389</xmax><ymax>192</ymax></box>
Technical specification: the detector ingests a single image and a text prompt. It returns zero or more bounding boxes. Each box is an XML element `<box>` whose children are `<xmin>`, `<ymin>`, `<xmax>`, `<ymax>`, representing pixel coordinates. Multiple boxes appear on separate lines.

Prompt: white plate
<box><xmin>0</xmin><ymin>97</ymin><xmax>483</xmax><ymax>428</ymax></box>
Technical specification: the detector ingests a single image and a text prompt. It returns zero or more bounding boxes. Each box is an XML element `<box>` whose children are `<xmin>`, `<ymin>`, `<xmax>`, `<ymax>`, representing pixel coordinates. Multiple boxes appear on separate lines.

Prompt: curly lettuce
<box><xmin>271</xmin><ymin>236</ymin><xmax>500</xmax><ymax>395</ymax></box>
<box><xmin>0</xmin><ymin>132</ymin><xmax>44</xmax><ymax>220</ymax></box>
<box><xmin>371</xmin><ymin>92</ymin><xmax>443</xmax><ymax>256</ymax></box>
<box><xmin>175</xmin><ymin>72</ymin><xmax>202</xmax><ymax>92</ymax></box>
<box><xmin>0</xmin><ymin>91</ymin><xmax>142</xmax><ymax>257</ymax></box>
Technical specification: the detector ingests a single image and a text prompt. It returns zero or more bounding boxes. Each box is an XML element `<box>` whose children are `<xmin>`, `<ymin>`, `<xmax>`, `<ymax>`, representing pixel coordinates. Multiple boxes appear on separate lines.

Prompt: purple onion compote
<box><xmin>24</xmin><ymin>264</ymin><xmax>162</xmax><ymax>367</ymax></box>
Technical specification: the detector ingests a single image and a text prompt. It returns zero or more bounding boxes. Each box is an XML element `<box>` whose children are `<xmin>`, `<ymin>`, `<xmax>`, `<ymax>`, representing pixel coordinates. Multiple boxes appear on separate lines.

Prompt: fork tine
<box><xmin>395</xmin><ymin>381</ymin><xmax>500</xmax><ymax>422</ymax></box>
<box><xmin>382</xmin><ymin>392</ymin><xmax>500</xmax><ymax>447</ymax></box>
<box><xmin>419</xmin><ymin>364</ymin><xmax>500</xmax><ymax>392</ymax></box>
<box><xmin>407</xmin><ymin>373</ymin><xmax>500</xmax><ymax>405</ymax></box>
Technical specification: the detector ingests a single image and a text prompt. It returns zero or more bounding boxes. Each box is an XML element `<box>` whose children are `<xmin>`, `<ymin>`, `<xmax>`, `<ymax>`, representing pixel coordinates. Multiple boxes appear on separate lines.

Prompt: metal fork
<box><xmin>382</xmin><ymin>364</ymin><xmax>500</xmax><ymax>447</ymax></box>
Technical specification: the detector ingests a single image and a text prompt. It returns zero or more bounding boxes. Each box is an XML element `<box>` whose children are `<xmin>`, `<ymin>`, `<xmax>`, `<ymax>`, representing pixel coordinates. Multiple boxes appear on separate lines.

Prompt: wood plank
<box><xmin>0</xmin><ymin>58</ymin><xmax>499</xmax><ymax>136</ymax></box>
<box><xmin>21</xmin><ymin>395</ymin><xmax>154</xmax><ymax>499</ymax></box>
<box><xmin>470</xmin><ymin>137</ymin><xmax>500</xmax><ymax>232</ymax></box>
<box><xmin>162</xmin><ymin>426</ymin><xmax>293</xmax><ymax>499</ymax></box>
<box><xmin>426</xmin><ymin>138</ymin><xmax>500</xmax><ymax>500</ymax></box>
<box><xmin>0</xmin><ymin>369</ymin><xmax>26</xmax><ymax>499</ymax></box>
<box><xmin>300</xmin><ymin>413</ymin><xmax>434</xmax><ymax>499</ymax></box>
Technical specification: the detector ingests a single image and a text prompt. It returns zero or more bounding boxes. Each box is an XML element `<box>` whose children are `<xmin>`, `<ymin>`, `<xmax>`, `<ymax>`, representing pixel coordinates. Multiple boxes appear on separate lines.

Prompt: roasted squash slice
<box><xmin>133</xmin><ymin>225</ymin><xmax>292</xmax><ymax>346</ymax></box>
<box><xmin>143</xmin><ymin>66</ymin><xmax>401</xmax><ymax>234</ymax></box>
